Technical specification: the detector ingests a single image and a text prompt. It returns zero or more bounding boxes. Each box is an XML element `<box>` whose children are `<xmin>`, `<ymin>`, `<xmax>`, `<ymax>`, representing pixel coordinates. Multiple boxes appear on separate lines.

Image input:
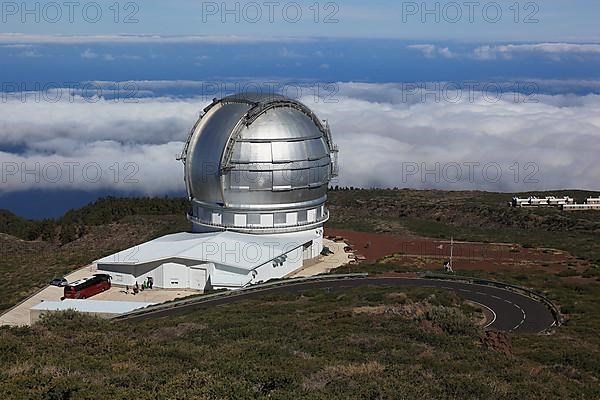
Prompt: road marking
<box><xmin>511</xmin><ymin>304</ymin><xmax>527</xmax><ymax>331</ymax></box>
<box><xmin>428</xmin><ymin>283</ymin><xmax>529</xmax><ymax>332</ymax></box>
<box><xmin>468</xmin><ymin>300</ymin><xmax>497</xmax><ymax>328</ymax></box>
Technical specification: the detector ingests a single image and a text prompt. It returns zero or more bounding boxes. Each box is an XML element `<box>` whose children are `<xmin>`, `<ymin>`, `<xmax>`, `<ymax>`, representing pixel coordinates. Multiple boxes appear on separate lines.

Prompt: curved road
<box><xmin>119</xmin><ymin>277</ymin><xmax>556</xmax><ymax>333</ymax></box>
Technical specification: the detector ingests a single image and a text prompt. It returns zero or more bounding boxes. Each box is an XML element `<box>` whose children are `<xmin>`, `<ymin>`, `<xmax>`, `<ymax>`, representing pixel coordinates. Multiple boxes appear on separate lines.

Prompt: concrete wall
<box><xmin>209</xmin><ymin>245</ymin><xmax>305</xmax><ymax>288</ymax></box>
<box><xmin>252</xmin><ymin>246</ymin><xmax>304</xmax><ymax>284</ymax></box>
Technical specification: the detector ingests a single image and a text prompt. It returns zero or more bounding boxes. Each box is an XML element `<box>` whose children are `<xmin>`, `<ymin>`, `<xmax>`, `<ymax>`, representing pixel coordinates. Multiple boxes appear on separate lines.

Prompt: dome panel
<box><xmin>305</xmin><ymin>138</ymin><xmax>329</xmax><ymax>161</ymax></box>
<box><xmin>185</xmin><ymin>102</ymin><xmax>252</xmax><ymax>204</ymax></box>
<box><xmin>271</xmin><ymin>141</ymin><xmax>308</xmax><ymax>163</ymax></box>
<box><xmin>241</xmin><ymin>108</ymin><xmax>323</xmax><ymax>141</ymax></box>
<box><xmin>231</xmin><ymin>142</ymin><xmax>273</xmax><ymax>163</ymax></box>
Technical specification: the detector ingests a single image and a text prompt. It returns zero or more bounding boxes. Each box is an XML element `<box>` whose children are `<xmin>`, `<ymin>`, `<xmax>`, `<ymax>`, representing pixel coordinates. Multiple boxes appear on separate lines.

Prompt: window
<box><xmin>286</xmin><ymin>212</ymin><xmax>298</xmax><ymax>225</ymax></box>
<box><xmin>248</xmin><ymin>214</ymin><xmax>261</xmax><ymax>226</ymax></box>
<box><xmin>298</xmin><ymin>210</ymin><xmax>308</xmax><ymax>223</ymax></box>
<box><xmin>274</xmin><ymin>213</ymin><xmax>286</xmax><ymax>225</ymax></box>
<box><xmin>260</xmin><ymin>214</ymin><xmax>274</xmax><ymax>227</ymax></box>
<box><xmin>222</xmin><ymin>213</ymin><xmax>234</xmax><ymax>226</ymax></box>
<box><xmin>234</xmin><ymin>214</ymin><xmax>247</xmax><ymax>226</ymax></box>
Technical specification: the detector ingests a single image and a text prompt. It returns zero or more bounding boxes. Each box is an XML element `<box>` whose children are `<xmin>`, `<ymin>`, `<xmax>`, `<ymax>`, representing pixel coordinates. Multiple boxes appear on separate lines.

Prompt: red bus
<box><xmin>63</xmin><ymin>274</ymin><xmax>111</xmax><ymax>299</ymax></box>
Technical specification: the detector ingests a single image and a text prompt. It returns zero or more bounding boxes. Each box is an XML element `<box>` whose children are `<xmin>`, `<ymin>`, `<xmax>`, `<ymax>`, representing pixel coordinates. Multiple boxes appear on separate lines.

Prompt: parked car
<box><xmin>50</xmin><ymin>277</ymin><xmax>68</xmax><ymax>287</ymax></box>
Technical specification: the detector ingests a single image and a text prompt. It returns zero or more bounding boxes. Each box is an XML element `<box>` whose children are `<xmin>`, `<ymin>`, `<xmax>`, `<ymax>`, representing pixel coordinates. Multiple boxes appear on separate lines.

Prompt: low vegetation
<box><xmin>1</xmin><ymin>286</ymin><xmax>597</xmax><ymax>399</ymax></box>
<box><xmin>0</xmin><ymin>196</ymin><xmax>189</xmax><ymax>245</ymax></box>
<box><xmin>0</xmin><ymin>189</ymin><xmax>598</xmax><ymax>398</ymax></box>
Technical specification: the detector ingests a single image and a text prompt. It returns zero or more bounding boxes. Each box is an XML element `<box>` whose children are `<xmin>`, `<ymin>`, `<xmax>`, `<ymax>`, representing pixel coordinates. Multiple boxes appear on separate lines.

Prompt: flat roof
<box><xmin>94</xmin><ymin>230</ymin><xmax>316</xmax><ymax>271</ymax></box>
<box><xmin>31</xmin><ymin>299</ymin><xmax>155</xmax><ymax>314</ymax></box>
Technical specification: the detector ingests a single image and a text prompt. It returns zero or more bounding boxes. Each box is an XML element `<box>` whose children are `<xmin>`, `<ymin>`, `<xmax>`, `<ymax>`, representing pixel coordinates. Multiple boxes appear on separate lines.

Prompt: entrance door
<box><xmin>303</xmin><ymin>241</ymin><xmax>313</xmax><ymax>260</ymax></box>
<box><xmin>190</xmin><ymin>267</ymin><xmax>207</xmax><ymax>291</ymax></box>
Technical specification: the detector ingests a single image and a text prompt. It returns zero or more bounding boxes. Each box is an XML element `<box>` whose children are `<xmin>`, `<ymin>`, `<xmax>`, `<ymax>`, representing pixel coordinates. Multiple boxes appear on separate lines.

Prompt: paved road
<box><xmin>119</xmin><ymin>277</ymin><xmax>556</xmax><ymax>333</ymax></box>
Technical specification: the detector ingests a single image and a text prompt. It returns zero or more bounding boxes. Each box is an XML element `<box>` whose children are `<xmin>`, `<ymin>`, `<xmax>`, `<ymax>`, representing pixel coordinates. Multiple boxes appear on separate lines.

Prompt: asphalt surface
<box><xmin>119</xmin><ymin>277</ymin><xmax>556</xmax><ymax>333</ymax></box>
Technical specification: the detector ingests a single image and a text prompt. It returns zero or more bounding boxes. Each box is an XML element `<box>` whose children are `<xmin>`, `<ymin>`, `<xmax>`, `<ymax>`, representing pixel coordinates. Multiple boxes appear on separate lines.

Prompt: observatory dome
<box><xmin>180</xmin><ymin>93</ymin><xmax>338</xmax><ymax>234</ymax></box>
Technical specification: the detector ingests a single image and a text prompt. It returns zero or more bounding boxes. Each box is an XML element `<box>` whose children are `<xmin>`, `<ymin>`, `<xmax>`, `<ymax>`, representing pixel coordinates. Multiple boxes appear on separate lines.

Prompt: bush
<box><xmin>424</xmin><ymin>306</ymin><xmax>482</xmax><ymax>337</ymax></box>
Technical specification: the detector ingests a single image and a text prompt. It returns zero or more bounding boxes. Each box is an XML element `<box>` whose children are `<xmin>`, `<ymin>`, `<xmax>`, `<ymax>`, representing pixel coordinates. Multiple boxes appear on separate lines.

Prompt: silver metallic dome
<box><xmin>179</xmin><ymin>93</ymin><xmax>338</xmax><ymax>234</ymax></box>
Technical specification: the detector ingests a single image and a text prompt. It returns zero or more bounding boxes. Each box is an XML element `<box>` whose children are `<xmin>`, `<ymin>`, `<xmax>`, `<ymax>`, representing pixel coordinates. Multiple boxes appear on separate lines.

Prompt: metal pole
<box><xmin>450</xmin><ymin>237</ymin><xmax>454</xmax><ymax>273</ymax></box>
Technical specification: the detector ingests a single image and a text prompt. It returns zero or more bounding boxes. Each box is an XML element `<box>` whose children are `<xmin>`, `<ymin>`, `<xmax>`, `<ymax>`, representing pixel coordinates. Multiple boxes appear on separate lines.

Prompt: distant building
<box><xmin>586</xmin><ymin>197</ymin><xmax>600</xmax><ymax>205</ymax></box>
<box><xmin>511</xmin><ymin>195</ymin><xmax>600</xmax><ymax>211</ymax></box>
<box><xmin>511</xmin><ymin>196</ymin><xmax>574</xmax><ymax>208</ymax></box>
<box><xmin>562</xmin><ymin>196</ymin><xmax>600</xmax><ymax>211</ymax></box>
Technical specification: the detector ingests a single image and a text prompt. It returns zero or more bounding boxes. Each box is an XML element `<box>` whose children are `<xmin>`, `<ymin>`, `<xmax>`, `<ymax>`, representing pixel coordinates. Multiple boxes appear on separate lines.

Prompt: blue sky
<box><xmin>2</xmin><ymin>1</ymin><xmax>600</xmax><ymax>42</ymax></box>
<box><xmin>1</xmin><ymin>1</ymin><xmax>600</xmax><ymax>218</ymax></box>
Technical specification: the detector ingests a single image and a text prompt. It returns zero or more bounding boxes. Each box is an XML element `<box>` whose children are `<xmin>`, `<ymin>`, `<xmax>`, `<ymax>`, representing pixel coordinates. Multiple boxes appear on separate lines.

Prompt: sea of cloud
<box><xmin>1</xmin><ymin>81</ymin><xmax>599</xmax><ymax>195</ymax></box>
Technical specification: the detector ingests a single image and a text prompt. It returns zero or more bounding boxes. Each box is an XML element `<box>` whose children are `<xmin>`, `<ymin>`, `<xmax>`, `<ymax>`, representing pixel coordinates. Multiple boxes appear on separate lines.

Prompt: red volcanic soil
<box><xmin>325</xmin><ymin>228</ymin><xmax>576</xmax><ymax>274</ymax></box>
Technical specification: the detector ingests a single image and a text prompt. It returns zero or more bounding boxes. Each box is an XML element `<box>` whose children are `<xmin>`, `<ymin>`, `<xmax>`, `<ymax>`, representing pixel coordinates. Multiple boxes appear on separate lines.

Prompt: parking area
<box><xmin>0</xmin><ymin>238</ymin><xmax>352</xmax><ymax>327</ymax></box>
<box><xmin>0</xmin><ymin>265</ymin><xmax>92</xmax><ymax>327</ymax></box>
<box><xmin>0</xmin><ymin>265</ymin><xmax>198</xmax><ymax>327</ymax></box>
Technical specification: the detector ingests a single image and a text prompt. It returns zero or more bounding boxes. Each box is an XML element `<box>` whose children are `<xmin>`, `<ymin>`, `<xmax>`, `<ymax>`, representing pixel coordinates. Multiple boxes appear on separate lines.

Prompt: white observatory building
<box><xmin>95</xmin><ymin>93</ymin><xmax>338</xmax><ymax>291</ymax></box>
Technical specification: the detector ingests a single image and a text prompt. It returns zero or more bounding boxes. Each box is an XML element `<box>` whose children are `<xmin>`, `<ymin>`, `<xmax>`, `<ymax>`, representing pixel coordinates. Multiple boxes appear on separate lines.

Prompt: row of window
<box><xmin>192</xmin><ymin>206</ymin><xmax>327</xmax><ymax>228</ymax></box>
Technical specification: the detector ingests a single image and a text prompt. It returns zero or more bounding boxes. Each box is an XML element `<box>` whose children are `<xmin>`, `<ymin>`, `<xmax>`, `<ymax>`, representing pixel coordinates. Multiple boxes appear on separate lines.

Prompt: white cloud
<box><xmin>17</xmin><ymin>50</ymin><xmax>42</xmax><ymax>58</ymax></box>
<box><xmin>0</xmin><ymin>82</ymin><xmax>599</xmax><ymax>194</ymax></box>
<box><xmin>80</xmin><ymin>48</ymin><xmax>141</xmax><ymax>61</ymax></box>
<box><xmin>408</xmin><ymin>44</ymin><xmax>455</xmax><ymax>59</ymax></box>
<box><xmin>0</xmin><ymin>142</ymin><xmax>185</xmax><ymax>195</ymax></box>
<box><xmin>306</xmin><ymin>84</ymin><xmax>600</xmax><ymax>191</ymax></box>
<box><xmin>473</xmin><ymin>43</ymin><xmax>600</xmax><ymax>60</ymax></box>
<box><xmin>81</xmin><ymin>48</ymin><xmax>98</xmax><ymax>59</ymax></box>
<box><xmin>278</xmin><ymin>47</ymin><xmax>306</xmax><ymax>59</ymax></box>
<box><xmin>0</xmin><ymin>44</ymin><xmax>32</xmax><ymax>48</ymax></box>
<box><xmin>0</xmin><ymin>33</ymin><xmax>314</xmax><ymax>45</ymax></box>
<box><xmin>408</xmin><ymin>42</ymin><xmax>600</xmax><ymax>61</ymax></box>
<box><xmin>0</xmin><ymin>95</ymin><xmax>204</xmax><ymax>195</ymax></box>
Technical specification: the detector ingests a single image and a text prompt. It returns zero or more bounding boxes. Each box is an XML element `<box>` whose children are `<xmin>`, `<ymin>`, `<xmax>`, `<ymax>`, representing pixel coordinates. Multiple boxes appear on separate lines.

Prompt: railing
<box><xmin>177</xmin><ymin>113</ymin><xmax>204</xmax><ymax>163</ymax></box>
<box><xmin>419</xmin><ymin>272</ymin><xmax>563</xmax><ymax>327</ymax></box>
<box><xmin>113</xmin><ymin>273</ymin><xmax>368</xmax><ymax>321</ymax></box>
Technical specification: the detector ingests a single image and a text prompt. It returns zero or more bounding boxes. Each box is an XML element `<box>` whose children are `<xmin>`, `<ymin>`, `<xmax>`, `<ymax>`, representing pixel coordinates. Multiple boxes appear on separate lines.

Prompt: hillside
<box><xmin>327</xmin><ymin>189</ymin><xmax>600</xmax><ymax>263</ymax></box>
<box><xmin>1</xmin><ymin>189</ymin><xmax>599</xmax><ymax>312</ymax></box>
<box><xmin>0</xmin><ymin>285</ymin><xmax>598</xmax><ymax>399</ymax></box>
<box><xmin>0</xmin><ymin>197</ymin><xmax>190</xmax><ymax>245</ymax></box>
<box><xmin>0</xmin><ymin>189</ymin><xmax>599</xmax><ymax>399</ymax></box>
